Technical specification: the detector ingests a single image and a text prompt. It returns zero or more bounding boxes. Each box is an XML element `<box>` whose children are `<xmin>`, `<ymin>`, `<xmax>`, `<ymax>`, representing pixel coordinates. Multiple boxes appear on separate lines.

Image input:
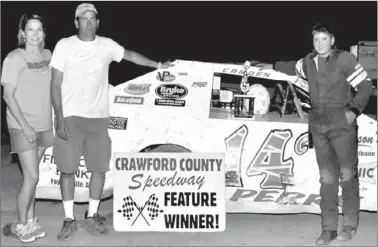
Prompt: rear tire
<box><xmin>141</xmin><ymin>144</ymin><xmax>191</xmax><ymax>153</ymax></box>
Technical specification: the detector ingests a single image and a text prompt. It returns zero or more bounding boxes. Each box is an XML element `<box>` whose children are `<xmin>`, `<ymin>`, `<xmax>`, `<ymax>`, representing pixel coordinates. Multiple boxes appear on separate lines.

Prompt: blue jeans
<box><xmin>309</xmin><ymin>106</ymin><xmax>360</xmax><ymax>231</ymax></box>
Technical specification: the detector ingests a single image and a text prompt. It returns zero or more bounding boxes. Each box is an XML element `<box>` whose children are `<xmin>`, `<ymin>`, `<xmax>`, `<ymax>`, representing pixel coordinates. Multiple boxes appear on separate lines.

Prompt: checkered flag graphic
<box><xmin>117</xmin><ymin>196</ymin><xmax>136</xmax><ymax>220</ymax></box>
<box><xmin>118</xmin><ymin>194</ymin><xmax>165</xmax><ymax>226</ymax></box>
<box><xmin>146</xmin><ymin>194</ymin><xmax>164</xmax><ymax>220</ymax></box>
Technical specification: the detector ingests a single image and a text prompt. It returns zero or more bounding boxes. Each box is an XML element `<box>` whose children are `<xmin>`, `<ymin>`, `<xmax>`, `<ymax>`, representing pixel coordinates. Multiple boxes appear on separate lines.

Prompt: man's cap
<box><xmin>75</xmin><ymin>3</ymin><xmax>98</xmax><ymax>19</ymax></box>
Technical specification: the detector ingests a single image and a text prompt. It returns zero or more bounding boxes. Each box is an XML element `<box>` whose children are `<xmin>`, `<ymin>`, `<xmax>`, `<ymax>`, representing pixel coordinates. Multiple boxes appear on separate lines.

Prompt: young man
<box><xmin>50</xmin><ymin>3</ymin><xmax>172</xmax><ymax>241</ymax></box>
<box><xmin>289</xmin><ymin>23</ymin><xmax>372</xmax><ymax>245</ymax></box>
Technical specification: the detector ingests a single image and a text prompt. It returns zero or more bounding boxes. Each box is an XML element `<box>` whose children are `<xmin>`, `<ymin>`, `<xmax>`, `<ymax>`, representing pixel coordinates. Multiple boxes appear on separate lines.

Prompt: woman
<box><xmin>1</xmin><ymin>13</ymin><xmax>53</xmax><ymax>243</ymax></box>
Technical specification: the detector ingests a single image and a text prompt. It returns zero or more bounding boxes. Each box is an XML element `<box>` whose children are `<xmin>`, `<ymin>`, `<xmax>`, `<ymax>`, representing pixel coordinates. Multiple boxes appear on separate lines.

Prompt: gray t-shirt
<box><xmin>1</xmin><ymin>48</ymin><xmax>52</xmax><ymax>131</ymax></box>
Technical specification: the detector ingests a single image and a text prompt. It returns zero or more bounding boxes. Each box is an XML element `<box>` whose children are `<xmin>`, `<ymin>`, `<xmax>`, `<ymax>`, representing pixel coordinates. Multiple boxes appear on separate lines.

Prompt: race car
<box><xmin>36</xmin><ymin>60</ymin><xmax>377</xmax><ymax>214</ymax></box>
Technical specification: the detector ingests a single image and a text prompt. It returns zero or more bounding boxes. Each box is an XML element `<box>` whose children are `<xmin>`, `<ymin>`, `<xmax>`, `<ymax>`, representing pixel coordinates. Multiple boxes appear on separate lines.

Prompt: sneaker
<box><xmin>27</xmin><ymin>217</ymin><xmax>43</xmax><ymax>231</ymax></box>
<box><xmin>82</xmin><ymin>213</ymin><xmax>109</xmax><ymax>236</ymax></box>
<box><xmin>10</xmin><ymin>223</ymin><xmax>27</xmax><ymax>240</ymax></box>
<box><xmin>21</xmin><ymin>222</ymin><xmax>46</xmax><ymax>243</ymax></box>
<box><xmin>57</xmin><ymin>218</ymin><xmax>78</xmax><ymax>241</ymax></box>
<box><xmin>4</xmin><ymin>222</ymin><xmax>46</xmax><ymax>243</ymax></box>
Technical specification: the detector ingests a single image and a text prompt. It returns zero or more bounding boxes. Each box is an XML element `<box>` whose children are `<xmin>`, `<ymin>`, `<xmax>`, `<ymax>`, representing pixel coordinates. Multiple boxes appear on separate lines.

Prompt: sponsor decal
<box><xmin>358</xmin><ymin>151</ymin><xmax>376</xmax><ymax>157</ymax></box>
<box><xmin>155</xmin><ymin>84</ymin><xmax>188</xmax><ymax>99</ymax></box>
<box><xmin>109</xmin><ymin>116</ymin><xmax>128</xmax><ymax>130</ymax></box>
<box><xmin>192</xmin><ymin>82</ymin><xmax>208</xmax><ymax>87</ymax></box>
<box><xmin>178</xmin><ymin>72</ymin><xmax>188</xmax><ymax>76</ymax></box>
<box><xmin>155</xmin><ymin>84</ymin><xmax>188</xmax><ymax>107</ymax></box>
<box><xmin>155</xmin><ymin>99</ymin><xmax>185</xmax><ymax>107</ymax></box>
<box><xmin>358</xmin><ymin>136</ymin><xmax>375</xmax><ymax>147</ymax></box>
<box><xmin>124</xmin><ymin>84</ymin><xmax>151</xmax><ymax>95</ymax></box>
<box><xmin>157</xmin><ymin>71</ymin><xmax>176</xmax><ymax>82</ymax></box>
<box><xmin>294</xmin><ymin>132</ymin><xmax>310</xmax><ymax>155</ymax></box>
<box><xmin>222</xmin><ymin>68</ymin><xmax>271</xmax><ymax>78</ymax></box>
<box><xmin>114</xmin><ymin>96</ymin><xmax>144</xmax><ymax>105</ymax></box>
<box><xmin>358</xmin><ymin>162</ymin><xmax>377</xmax><ymax>184</ymax></box>
<box><xmin>246</xmin><ymin>130</ymin><xmax>294</xmax><ymax>190</ymax></box>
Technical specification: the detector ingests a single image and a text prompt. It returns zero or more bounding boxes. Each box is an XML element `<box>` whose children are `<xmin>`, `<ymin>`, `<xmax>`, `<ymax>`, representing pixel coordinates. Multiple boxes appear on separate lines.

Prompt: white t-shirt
<box><xmin>50</xmin><ymin>35</ymin><xmax>124</xmax><ymax>118</ymax></box>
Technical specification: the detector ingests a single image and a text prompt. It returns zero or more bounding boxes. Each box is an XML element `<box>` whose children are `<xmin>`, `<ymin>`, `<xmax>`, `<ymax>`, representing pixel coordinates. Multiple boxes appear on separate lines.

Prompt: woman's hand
<box><xmin>22</xmin><ymin>125</ymin><xmax>37</xmax><ymax>143</ymax></box>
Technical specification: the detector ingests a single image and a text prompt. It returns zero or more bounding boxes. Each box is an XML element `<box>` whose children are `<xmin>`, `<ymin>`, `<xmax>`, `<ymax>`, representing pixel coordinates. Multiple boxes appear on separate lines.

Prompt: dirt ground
<box><xmin>1</xmin><ymin>145</ymin><xmax>377</xmax><ymax>246</ymax></box>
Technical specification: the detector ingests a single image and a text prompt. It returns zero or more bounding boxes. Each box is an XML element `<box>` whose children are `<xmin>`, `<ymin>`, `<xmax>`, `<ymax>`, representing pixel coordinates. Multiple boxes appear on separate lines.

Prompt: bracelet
<box><xmin>158</xmin><ymin>62</ymin><xmax>162</xmax><ymax>69</ymax></box>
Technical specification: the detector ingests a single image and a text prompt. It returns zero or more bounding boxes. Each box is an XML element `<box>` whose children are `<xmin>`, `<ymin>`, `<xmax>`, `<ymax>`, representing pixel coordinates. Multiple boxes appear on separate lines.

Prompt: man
<box><xmin>277</xmin><ymin>23</ymin><xmax>372</xmax><ymax>245</ymax></box>
<box><xmin>50</xmin><ymin>3</ymin><xmax>172</xmax><ymax>240</ymax></box>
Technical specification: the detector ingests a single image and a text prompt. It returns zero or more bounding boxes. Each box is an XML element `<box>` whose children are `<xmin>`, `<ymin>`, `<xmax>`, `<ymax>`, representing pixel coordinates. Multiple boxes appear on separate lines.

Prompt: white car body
<box><xmin>37</xmin><ymin>60</ymin><xmax>377</xmax><ymax>214</ymax></box>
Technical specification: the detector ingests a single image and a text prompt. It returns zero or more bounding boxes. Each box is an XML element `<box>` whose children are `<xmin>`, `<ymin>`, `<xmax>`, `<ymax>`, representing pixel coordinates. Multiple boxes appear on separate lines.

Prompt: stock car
<box><xmin>36</xmin><ymin>60</ymin><xmax>377</xmax><ymax>214</ymax></box>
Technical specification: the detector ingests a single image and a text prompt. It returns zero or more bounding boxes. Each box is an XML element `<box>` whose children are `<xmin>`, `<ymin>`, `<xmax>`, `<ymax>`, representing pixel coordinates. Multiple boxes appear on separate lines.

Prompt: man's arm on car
<box><xmin>122</xmin><ymin>49</ymin><xmax>173</xmax><ymax>69</ymax></box>
<box><xmin>122</xmin><ymin>49</ymin><xmax>159</xmax><ymax>68</ymax></box>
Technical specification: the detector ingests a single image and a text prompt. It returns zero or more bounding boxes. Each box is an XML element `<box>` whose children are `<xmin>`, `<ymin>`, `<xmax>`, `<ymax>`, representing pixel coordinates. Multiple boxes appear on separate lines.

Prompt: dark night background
<box><xmin>1</xmin><ymin>1</ymin><xmax>377</xmax><ymax>138</ymax></box>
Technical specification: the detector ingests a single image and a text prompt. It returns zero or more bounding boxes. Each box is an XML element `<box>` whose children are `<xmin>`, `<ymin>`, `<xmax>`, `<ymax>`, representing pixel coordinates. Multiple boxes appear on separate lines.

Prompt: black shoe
<box><xmin>84</xmin><ymin>210</ymin><xmax>106</xmax><ymax>222</ymax></box>
<box><xmin>57</xmin><ymin>218</ymin><xmax>78</xmax><ymax>241</ymax></box>
<box><xmin>315</xmin><ymin>230</ymin><xmax>337</xmax><ymax>245</ymax></box>
<box><xmin>337</xmin><ymin>226</ymin><xmax>357</xmax><ymax>241</ymax></box>
<box><xmin>83</xmin><ymin>211</ymin><xmax>109</xmax><ymax>236</ymax></box>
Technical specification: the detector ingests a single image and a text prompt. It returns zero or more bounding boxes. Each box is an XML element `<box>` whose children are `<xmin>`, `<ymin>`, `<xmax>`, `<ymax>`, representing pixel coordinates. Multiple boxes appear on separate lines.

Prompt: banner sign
<box><xmin>113</xmin><ymin>152</ymin><xmax>226</xmax><ymax>232</ymax></box>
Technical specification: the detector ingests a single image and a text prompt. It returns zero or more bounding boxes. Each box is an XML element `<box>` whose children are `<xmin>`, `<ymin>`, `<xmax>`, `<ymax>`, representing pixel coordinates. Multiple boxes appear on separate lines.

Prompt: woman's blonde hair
<box><xmin>17</xmin><ymin>13</ymin><xmax>47</xmax><ymax>50</ymax></box>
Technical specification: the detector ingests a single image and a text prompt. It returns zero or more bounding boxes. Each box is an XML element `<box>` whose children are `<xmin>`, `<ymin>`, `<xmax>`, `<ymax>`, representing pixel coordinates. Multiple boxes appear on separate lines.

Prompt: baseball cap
<box><xmin>75</xmin><ymin>3</ymin><xmax>98</xmax><ymax>19</ymax></box>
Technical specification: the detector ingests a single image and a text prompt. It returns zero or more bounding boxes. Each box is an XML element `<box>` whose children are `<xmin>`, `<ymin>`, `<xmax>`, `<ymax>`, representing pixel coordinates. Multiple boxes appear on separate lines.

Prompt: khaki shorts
<box><xmin>9</xmin><ymin>128</ymin><xmax>54</xmax><ymax>154</ymax></box>
<box><xmin>53</xmin><ymin>116</ymin><xmax>111</xmax><ymax>174</ymax></box>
